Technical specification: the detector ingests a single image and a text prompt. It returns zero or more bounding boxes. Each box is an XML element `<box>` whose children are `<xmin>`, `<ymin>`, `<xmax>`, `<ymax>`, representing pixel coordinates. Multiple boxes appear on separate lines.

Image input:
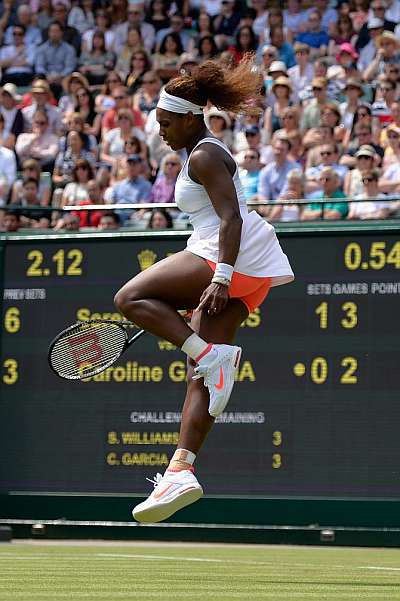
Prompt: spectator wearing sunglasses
<box><xmin>149</xmin><ymin>153</ymin><xmax>182</xmax><ymax>204</ymax></box>
<box><xmin>381</xmin><ymin>122</ymin><xmax>400</xmax><ymax>169</ymax></box>
<box><xmin>348</xmin><ymin>168</ymin><xmax>390</xmax><ymax>219</ymax></box>
<box><xmin>101</xmin><ymin>86</ymin><xmax>144</xmax><ymax>136</ymax></box>
<box><xmin>0</xmin><ymin>25</ymin><xmax>35</xmax><ymax>87</ymax></box>
<box><xmin>305</xmin><ymin>143</ymin><xmax>348</xmax><ymax>195</ymax></box>
<box><xmin>344</xmin><ymin>144</ymin><xmax>376</xmax><ymax>197</ymax></box>
<box><xmin>302</xmin><ymin>167</ymin><xmax>348</xmax><ymax>221</ymax></box>
<box><xmin>2</xmin><ymin>4</ymin><xmax>42</xmax><ymax>48</ymax></box>
<box><xmin>15</xmin><ymin>110</ymin><xmax>59</xmax><ymax>170</ymax></box>
<box><xmin>238</xmin><ymin>149</ymin><xmax>262</xmax><ymax>201</ymax></box>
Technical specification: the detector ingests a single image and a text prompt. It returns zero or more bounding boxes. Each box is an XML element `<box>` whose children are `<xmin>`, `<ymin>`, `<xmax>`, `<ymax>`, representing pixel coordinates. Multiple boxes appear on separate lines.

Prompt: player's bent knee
<box><xmin>114</xmin><ymin>287</ymin><xmax>143</xmax><ymax>316</ymax></box>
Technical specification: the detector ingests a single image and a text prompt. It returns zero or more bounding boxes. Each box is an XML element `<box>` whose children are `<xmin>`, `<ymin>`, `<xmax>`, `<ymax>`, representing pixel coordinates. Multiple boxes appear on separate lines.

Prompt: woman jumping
<box><xmin>114</xmin><ymin>56</ymin><xmax>294</xmax><ymax>523</ymax></box>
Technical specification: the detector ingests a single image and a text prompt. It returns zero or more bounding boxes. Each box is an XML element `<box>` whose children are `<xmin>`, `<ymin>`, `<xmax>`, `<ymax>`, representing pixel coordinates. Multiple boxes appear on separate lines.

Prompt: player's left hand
<box><xmin>196</xmin><ymin>283</ymin><xmax>229</xmax><ymax>315</ymax></box>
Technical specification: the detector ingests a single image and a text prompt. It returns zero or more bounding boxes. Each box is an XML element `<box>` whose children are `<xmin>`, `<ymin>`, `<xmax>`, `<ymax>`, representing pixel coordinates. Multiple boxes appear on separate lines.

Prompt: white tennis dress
<box><xmin>174</xmin><ymin>137</ymin><xmax>294</xmax><ymax>286</ymax></box>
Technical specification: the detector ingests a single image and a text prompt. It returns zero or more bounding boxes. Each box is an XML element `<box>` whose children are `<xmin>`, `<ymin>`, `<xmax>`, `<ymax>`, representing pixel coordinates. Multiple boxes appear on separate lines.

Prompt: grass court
<box><xmin>1</xmin><ymin>540</ymin><xmax>400</xmax><ymax>600</ymax></box>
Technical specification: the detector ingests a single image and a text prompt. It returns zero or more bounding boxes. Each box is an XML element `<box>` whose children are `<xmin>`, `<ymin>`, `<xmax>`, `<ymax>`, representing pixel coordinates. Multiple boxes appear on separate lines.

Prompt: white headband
<box><xmin>157</xmin><ymin>88</ymin><xmax>204</xmax><ymax>115</ymax></box>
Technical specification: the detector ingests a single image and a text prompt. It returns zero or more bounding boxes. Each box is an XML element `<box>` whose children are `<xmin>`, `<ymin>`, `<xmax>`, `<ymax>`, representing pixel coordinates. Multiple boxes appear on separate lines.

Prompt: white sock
<box><xmin>181</xmin><ymin>333</ymin><xmax>212</xmax><ymax>362</ymax></box>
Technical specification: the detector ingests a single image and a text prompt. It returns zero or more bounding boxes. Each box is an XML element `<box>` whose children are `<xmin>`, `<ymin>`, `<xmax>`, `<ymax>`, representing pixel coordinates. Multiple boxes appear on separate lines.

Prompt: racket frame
<box><xmin>48</xmin><ymin>319</ymin><xmax>146</xmax><ymax>380</ymax></box>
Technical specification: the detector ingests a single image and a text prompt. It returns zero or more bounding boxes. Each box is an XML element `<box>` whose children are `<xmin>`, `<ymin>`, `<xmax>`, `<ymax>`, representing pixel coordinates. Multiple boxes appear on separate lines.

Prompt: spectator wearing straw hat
<box><xmin>300</xmin><ymin>77</ymin><xmax>329</xmax><ymax>130</ymax></box>
<box><xmin>364</xmin><ymin>30</ymin><xmax>400</xmax><ymax>81</ymax></box>
<box><xmin>265</xmin><ymin>77</ymin><xmax>293</xmax><ymax>141</ymax></box>
<box><xmin>340</xmin><ymin>78</ymin><xmax>364</xmax><ymax>131</ymax></box>
<box><xmin>22</xmin><ymin>81</ymin><xmax>62</xmax><ymax>134</ymax></box>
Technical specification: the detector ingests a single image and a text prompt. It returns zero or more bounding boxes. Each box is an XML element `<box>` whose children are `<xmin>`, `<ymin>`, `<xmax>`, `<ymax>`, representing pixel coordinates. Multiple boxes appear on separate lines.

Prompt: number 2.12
<box><xmin>26</xmin><ymin>249</ymin><xmax>83</xmax><ymax>277</ymax></box>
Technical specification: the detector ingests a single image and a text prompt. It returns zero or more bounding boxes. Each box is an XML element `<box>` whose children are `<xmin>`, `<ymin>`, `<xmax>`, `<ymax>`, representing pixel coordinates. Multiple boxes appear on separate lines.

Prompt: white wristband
<box><xmin>214</xmin><ymin>262</ymin><xmax>234</xmax><ymax>282</ymax></box>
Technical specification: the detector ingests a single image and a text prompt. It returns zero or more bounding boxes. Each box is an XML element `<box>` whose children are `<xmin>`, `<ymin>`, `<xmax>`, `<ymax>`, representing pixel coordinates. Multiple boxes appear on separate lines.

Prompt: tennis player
<box><xmin>114</xmin><ymin>56</ymin><xmax>294</xmax><ymax>523</ymax></box>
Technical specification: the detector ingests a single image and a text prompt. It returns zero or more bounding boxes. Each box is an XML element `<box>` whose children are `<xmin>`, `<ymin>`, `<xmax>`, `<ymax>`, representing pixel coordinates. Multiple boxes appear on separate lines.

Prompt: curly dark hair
<box><xmin>165</xmin><ymin>55</ymin><xmax>263</xmax><ymax>114</ymax></box>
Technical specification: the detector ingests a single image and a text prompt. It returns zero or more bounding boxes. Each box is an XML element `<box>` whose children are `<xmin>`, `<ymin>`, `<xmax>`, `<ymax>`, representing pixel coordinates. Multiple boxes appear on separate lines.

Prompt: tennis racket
<box><xmin>48</xmin><ymin>320</ymin><xmax>146</xmax><ymax>380</ymax></box>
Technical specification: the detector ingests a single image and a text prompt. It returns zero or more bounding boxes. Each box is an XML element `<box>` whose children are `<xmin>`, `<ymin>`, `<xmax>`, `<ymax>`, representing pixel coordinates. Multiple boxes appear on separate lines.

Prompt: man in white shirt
<box><xmin>288</xmin><ymin>42</ymin><xmax>314</xmax><ymax>102</ymax></box>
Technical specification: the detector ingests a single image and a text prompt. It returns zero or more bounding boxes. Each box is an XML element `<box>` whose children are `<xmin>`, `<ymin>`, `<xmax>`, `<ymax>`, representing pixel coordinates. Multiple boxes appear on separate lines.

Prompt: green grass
<box><xmin>1</xmin><ymin>541</ymin><xmax>400</xmax><ymax>600</ymax></box>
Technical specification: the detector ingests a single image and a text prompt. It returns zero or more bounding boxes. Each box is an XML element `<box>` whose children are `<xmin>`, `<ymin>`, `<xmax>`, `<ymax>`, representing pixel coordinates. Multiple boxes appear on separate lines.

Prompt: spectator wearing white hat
<box><xmin>344</xmin><ymin>144</ymin><xmax>376</xmax><ymax>197</ymax></box>
<box><xmin>357</xmin><ymin>17</ymin><xmax>385</xmax><ymax>72</ymax></box>
<box><xmin>265</xmin><ymin>60</ymin><xmax>288</xmax><ymax>106</ymax></box>
<box><xmin>357</xmin><ymin>1</ymin><xmax>395</xmax><ymax>52</ymax></box>
<box><xmin>205</xmin><ymin>107</ymin><xmax>233</xmax><ymax>150</ymax></box>
<box><xmin>348</xmin><ymin>168</ymin><xmax>391</xmax><ymax>219</ymax></box>
<box><xmin>0</xmin><ymin>84</ymin><xmax>24</xmax><ymax>143</ymax></box>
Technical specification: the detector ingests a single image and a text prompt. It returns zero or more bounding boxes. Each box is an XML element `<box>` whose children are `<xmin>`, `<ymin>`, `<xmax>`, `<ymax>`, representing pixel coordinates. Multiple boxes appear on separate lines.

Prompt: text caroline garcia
<box><xmin>81</xmin><ymin>360</ymin><xmax>256</xmax><ymax>383</ymax></box>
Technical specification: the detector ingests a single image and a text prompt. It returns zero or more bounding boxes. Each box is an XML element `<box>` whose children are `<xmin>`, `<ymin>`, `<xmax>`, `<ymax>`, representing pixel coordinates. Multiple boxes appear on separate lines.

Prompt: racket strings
<box><xmin>50</xmin><ymin>322</ymin><xmax>127</xmax><ymax>379</ymax></box>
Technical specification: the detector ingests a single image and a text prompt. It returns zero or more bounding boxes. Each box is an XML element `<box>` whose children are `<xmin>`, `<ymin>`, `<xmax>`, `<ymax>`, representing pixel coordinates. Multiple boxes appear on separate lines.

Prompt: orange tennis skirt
<box><xmin>206</xmin><ymin>260</ymin><xmax>272</xmax><ymax>313</ymax></box>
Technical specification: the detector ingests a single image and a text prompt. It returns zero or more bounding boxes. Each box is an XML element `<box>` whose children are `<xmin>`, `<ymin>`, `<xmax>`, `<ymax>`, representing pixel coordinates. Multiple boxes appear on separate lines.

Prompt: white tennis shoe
<box><xmin>193</xmin><ymin>344</ymin><xmax>242</xmax><ymax>417</ymax></box>
<box><xmin>132</xmin><ymin>469</ymin><xmax>203</xmax><ymax>523</ymax></box>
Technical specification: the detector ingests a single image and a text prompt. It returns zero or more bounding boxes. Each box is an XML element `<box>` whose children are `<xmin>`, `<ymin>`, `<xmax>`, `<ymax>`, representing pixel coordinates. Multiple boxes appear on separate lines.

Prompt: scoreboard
<box><xmin>1</xmin><ymin>226</ymin><xmax>400</xmax><ymax>501</ymax></box>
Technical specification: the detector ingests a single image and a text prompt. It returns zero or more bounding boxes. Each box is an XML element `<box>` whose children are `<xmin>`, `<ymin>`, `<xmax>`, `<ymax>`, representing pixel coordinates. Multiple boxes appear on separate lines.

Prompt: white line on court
<box><xmin>97</xmin><ymin>553</ymin><xmax>223</xmax><ymax>562</ymax></box>
<box><xmin>2</xmin><ymin>551</ymin><xmax>400</xmax><ymax>574</ymax></box>
<box><xmin>358</xmin><ymin>566</ymin><xmax>400</xmax><ymax>572</ymax></box>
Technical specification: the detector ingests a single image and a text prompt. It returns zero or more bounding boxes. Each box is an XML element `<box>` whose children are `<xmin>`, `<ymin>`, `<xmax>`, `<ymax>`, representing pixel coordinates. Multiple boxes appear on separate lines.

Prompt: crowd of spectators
<box><xmin>0</xmin><ymin>0</ymin><xmax>400</xmax><ymax>233</ymax></box>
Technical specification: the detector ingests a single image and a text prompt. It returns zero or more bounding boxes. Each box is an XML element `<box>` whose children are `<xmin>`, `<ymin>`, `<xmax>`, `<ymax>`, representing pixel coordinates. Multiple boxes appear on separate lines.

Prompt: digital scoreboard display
<box><xmin>1</xmin><ymin>229</ymin><xmax>399</xmax><ymax>499</ymax></box>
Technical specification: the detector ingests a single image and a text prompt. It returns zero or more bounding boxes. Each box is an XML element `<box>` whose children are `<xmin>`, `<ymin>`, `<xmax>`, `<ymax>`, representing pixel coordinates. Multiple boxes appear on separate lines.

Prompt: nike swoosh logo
<box><xmin>215</xmin><ymin>367</ymin><xmax>224</xmax><ymax>390</ymax></box>
<box><xmin>153</xmin><ymin>483</ymin><xmax>174</xmax><ymax>500</ymax></box>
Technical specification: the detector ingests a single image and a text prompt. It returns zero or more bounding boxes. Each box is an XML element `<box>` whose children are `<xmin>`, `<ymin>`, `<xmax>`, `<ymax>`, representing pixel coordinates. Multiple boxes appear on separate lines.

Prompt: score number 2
<box><xmin>27</xmin><ymin>249</ymin><xmax>83</xmax><ymax>277</ymax></box>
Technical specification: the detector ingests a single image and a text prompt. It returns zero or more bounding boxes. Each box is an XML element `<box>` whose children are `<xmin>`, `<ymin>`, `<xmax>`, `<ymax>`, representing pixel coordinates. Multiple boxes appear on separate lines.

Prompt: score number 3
<box><xmin>315</xmin><ymin>301</ymin><xmax>357</xmax><ymax>329</ymax></box>
<box><xmin>27</xmin><ymin>249</ymin><xmax>83</xmax><ymax>277</ymax></box>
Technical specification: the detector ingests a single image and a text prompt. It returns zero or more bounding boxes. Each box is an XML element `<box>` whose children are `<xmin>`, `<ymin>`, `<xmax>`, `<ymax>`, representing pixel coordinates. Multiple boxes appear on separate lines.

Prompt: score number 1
<box><xmin>315</xmin><ymin>301</ymin><xmax>357</xmax><ymax>329</ymax></box>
